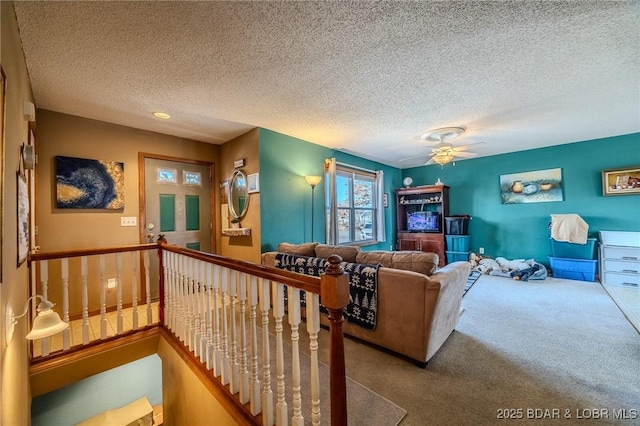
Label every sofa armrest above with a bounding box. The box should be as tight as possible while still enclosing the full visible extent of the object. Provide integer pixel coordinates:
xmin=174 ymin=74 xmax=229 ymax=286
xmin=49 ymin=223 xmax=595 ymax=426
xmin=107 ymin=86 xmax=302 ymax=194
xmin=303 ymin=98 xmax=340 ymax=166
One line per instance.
xmin=422 ymin=261 xmax=471 ymax=360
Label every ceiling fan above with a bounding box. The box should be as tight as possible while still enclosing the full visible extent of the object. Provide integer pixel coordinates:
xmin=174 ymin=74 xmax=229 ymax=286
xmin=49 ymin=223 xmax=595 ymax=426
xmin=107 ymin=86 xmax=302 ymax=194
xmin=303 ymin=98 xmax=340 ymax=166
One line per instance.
xmin=401 ymin=127 xmax=485 ymax=167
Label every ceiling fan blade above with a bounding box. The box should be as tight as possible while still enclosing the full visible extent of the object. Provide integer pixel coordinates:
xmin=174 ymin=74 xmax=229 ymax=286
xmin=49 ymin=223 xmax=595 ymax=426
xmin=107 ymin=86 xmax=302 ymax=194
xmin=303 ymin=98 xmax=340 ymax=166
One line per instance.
xmin=452 ymin=142 xmax=486 ymax=151
xmin=452 ymin=151 xmax=478 ymax=158
xmin=398 ymin=154 xmax=427 ymax=162
xmin=424 ymin=158 xmax=436 ymax=165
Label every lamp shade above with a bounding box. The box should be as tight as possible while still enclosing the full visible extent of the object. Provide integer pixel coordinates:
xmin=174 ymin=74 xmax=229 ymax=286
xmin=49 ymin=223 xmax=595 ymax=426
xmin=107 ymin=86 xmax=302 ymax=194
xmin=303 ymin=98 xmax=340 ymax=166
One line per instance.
xmin=305 ymin=175 xmax=322 ymax=187
xmin=25 ymin=306 xmax=68 ymax=340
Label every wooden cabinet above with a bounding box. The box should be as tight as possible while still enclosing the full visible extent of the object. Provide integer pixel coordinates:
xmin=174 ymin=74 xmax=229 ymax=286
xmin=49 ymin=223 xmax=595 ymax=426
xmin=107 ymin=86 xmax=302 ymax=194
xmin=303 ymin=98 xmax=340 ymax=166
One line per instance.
xmin=396 ymin=185 xmax=449 ymax=266
xmin=599 ymin=244 xmax=640 ymax=288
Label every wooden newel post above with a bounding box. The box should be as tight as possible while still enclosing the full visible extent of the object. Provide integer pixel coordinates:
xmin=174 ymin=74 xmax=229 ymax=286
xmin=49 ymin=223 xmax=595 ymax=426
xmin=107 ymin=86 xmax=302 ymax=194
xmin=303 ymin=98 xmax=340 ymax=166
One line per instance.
xmin=157 ymin=234 xmax=167 ymax=324
xmin=321 ymin=254 xmax=350 ymax=426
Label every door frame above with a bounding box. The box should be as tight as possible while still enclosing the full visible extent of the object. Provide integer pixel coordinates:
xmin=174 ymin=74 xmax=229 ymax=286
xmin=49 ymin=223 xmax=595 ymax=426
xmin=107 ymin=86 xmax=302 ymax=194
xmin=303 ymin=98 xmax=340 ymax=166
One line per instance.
xmin=138 ymin=152 xmax=216 ymax=251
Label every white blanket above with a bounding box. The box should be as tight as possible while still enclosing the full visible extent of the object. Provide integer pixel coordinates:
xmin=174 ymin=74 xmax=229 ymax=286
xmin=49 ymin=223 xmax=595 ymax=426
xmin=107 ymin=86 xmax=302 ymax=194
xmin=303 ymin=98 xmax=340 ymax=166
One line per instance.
xmin=550 ymin=214 xmax=589 ymax=244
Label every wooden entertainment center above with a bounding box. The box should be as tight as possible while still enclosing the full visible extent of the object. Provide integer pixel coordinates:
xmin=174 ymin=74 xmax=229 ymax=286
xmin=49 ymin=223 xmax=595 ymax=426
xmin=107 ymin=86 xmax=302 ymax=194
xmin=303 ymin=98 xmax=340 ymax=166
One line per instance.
xmin=396 ymin=185 xmax=449 ymax=266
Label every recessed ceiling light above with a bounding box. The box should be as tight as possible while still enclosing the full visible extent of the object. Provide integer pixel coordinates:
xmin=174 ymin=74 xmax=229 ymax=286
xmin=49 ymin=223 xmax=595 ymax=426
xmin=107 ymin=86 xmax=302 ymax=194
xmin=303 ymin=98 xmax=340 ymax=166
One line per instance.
xmin=153 ymin=111 xmax=171 ymax=119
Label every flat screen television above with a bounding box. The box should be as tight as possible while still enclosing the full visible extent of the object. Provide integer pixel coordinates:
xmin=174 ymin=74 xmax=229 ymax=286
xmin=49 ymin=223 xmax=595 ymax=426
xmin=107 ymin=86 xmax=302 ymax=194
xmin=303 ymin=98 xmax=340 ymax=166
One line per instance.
xmin=407 ymin=211 xmax=440 ymax=232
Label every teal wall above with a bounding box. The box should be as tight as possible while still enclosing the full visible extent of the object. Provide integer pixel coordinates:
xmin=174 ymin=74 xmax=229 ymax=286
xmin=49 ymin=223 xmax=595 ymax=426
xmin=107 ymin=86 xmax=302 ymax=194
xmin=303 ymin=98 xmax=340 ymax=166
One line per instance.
xmin=32 ymin=355 xmax=162 ymax=425
xmin=259 ymin=128 xmax=402 ymax=252
xmin=403 ymin=133 xmax=640 ymax=265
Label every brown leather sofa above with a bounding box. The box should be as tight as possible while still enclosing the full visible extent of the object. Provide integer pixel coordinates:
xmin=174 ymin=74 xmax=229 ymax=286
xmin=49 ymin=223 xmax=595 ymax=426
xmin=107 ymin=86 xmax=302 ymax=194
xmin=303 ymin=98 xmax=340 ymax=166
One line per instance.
xmin=261 ymin=243 xmax=471 ymax=366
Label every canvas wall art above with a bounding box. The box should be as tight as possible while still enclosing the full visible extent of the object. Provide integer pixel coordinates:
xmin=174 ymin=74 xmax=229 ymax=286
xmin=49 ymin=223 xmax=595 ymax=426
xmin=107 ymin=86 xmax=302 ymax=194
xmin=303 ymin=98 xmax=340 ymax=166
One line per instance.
xmin=56 ymin=156 xmax=125 ymax=209
xmin=601 ymin=166 xmax=640 ymax=196
xmin=500 ymin=168 xmax=563 ymax=204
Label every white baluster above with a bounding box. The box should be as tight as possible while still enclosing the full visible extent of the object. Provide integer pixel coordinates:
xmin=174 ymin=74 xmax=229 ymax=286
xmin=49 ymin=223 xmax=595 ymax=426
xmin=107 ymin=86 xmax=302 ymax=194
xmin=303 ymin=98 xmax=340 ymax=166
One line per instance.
xmin=248 ymin=275 xmax=261 ymax=415
xmin=40 ymin=261 xmax=50 ymax=356
xmin=212 ymin=264 xmax=222 ymax=377
xmin=193 ymin=259 xmax=201 ymax=357
xmin=206 ymin=263 xmax=214 ymax=370
xmin=306 ymin=292 xmax=321 ymax=426
xmin=116 ymin=253 xmax=123 ymax=334
xmin=220 ymin=267 xmax=231 ymax=386
xmin=99 ymin=255 xmax=107 ymax=339
xmin=131 ymin=252 xmax=138 ymax=330
xmin=178 ymin=254 xmax=186 ymax=342
xmin=288 ymin=286 xmax=303 ymax=426
xmin=61 ymin=258 xmax=70 ymax=350
xmin=238 ymin=272 xmax=250 ymax=403
xmin=81 ymin=256 xmax=89 ymax=344
xmin=145 ymin=251 xmax=152 ymax=326
xmin=198 ymin=261 xmax=207 ymax=363
xmin=272 ymin=282 xmax=288 ymax=425
xmin=229 ymin=270 xmax=239 ymax=394
xmin=259 ymin=278 xmax=274 ymax=426
xmin=189 ymin=257 xmax=196 ymax=351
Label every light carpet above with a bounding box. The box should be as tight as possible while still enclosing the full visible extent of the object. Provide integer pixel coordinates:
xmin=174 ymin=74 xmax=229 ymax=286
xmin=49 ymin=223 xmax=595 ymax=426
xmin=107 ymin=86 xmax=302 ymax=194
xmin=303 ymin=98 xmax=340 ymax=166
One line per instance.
xmin=320 ymin=274 xmax=640 ymax=425
xmin=602 ymin=283 xmax=640 ymax=333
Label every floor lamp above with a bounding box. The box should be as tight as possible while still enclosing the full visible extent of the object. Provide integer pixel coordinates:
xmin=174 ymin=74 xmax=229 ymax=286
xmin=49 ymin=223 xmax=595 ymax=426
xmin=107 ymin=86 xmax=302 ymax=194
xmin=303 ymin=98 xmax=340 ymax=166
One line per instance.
xmin=305 ymin=175 xmax=322 ymax=241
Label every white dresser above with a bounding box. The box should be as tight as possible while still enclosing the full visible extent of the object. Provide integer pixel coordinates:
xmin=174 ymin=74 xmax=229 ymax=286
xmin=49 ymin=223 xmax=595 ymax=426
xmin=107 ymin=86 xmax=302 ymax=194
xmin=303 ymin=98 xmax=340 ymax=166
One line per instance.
xmin=599 ymin=231 xmax=640 ymax=289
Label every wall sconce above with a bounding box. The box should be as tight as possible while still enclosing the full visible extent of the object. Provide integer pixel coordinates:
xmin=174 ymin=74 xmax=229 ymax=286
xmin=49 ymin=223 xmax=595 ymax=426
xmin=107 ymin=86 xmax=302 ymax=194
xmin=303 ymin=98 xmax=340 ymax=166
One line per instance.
xmin=305 ymin=176 xmax=322 ymax=241
xmin=6 ymin=295 xmax=68 ymax=343
xmin=23 ymin=100 xmax=35 ymax=122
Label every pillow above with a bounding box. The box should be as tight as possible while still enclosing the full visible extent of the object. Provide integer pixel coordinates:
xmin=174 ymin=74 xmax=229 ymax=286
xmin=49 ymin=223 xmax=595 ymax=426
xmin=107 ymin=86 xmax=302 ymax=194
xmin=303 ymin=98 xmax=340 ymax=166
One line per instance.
xmin=314 ymin=244 xmax=361 ymax=263
xmin=357 ymin=250 xmax=438 ymax=276
xmin=277 ymin=242 xmax=318 ymax=257
xmin=389 ymin=251 xmax=438 ymax=276
xmin=355 ymin=251 xmax=393 ymax=267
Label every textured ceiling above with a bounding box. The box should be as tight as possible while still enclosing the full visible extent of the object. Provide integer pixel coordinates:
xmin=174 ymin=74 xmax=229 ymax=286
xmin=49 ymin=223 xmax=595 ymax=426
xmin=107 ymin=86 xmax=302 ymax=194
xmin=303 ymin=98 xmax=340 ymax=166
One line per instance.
xmin=12 ymin=1 xmax=640 ymax=168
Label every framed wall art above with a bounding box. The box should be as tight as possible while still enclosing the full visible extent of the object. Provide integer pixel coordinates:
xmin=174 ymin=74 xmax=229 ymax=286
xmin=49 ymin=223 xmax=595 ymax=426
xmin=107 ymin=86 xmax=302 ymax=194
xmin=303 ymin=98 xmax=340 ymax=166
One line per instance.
xmin=499 ymin=168 xmax=563 ymax=204
xmin=247 ymin=173 xmax=260 ymax=193
xmin=0 ymin=67 xmax=5 ymax=277
xmin=602 ymin=166 xmax=640 ymax=196
xmin=55 ymin=156 xmax=125 ymax=209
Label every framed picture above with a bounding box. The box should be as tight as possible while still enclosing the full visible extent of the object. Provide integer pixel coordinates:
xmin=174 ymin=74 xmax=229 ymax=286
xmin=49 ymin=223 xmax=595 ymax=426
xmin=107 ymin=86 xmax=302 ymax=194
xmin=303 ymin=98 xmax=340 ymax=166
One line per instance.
xmin=499 ymin=168 xmax=563 ymax=204
xmin=602 ymin=166 xmax=640 ymax=196
xmin=0 ymin=67 xmax=5 ymax=278
xmin=17 ymin=171 xmax=29 ymax=266
xmin=55 ymin=156 xmax=125 ymax=209
xmin=247 ymin=173 xmax=260 ymax=193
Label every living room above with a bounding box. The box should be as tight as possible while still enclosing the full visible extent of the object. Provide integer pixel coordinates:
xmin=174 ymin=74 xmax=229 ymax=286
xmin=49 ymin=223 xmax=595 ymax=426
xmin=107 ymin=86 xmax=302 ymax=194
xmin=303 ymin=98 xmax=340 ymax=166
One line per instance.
xmin=2 ymin=2 xmax=639 ymax=425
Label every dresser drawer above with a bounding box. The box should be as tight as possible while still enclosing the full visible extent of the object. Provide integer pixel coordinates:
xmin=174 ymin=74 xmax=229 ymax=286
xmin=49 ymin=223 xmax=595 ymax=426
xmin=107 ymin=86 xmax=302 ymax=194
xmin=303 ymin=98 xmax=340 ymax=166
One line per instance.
xmin=602 ymin=246 xmax=640 ymax=261
xmin=602 ymin=260 xmax=640 ymax=275
xmin=603 ymin=272 xmax=640 ymax=288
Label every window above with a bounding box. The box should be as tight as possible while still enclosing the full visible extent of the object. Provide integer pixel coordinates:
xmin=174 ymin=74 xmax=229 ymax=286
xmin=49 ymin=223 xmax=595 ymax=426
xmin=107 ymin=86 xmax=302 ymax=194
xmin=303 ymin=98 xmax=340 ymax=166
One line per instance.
xmin=325 ymin=158 xmax=385 ymax=245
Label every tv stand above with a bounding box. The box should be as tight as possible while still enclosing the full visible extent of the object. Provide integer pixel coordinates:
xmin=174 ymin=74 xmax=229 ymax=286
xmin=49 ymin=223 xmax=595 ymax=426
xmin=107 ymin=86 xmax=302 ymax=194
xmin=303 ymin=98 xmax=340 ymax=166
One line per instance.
xmin=396 ymin=185 xmax=449 ymax=266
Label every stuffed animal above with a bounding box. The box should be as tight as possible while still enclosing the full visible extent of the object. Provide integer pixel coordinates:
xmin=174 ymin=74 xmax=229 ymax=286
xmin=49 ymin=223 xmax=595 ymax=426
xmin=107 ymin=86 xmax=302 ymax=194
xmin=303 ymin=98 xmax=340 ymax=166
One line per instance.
xmin=495 ymin=257 xmax=530 ymax=271
xmin=477 ymin=258 xmax=500 ymax=274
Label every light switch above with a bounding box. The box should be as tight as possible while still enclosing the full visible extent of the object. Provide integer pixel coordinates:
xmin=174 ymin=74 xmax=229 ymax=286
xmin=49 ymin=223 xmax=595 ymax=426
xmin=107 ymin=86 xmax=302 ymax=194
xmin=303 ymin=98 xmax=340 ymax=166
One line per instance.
xmin=121 ymin=217 xmax=137 ymax=227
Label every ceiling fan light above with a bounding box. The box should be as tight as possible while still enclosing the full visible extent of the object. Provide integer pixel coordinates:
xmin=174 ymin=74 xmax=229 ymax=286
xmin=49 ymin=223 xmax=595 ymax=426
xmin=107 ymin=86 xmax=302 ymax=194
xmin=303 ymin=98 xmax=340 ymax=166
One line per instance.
xmin=433 ymin=154 xmax=454 ymax=165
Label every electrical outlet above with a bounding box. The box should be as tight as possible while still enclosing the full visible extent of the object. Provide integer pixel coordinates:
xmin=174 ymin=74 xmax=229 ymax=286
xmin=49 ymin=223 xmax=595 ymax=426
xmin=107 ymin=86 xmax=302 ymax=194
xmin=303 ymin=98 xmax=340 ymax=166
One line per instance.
xmin=107 ymin=278 xmax=117 ymax=289
xmin=479 ymin=247 xmax=485 ymax=254
xmin=120 ymin=217 xmax=137 ymax=227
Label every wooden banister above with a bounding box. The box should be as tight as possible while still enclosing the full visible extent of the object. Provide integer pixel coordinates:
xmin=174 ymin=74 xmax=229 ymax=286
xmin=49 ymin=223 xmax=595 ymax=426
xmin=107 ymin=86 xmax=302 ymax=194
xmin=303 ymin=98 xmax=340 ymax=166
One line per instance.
xmin=320 ymin=255 xmax=350 ymax=426
xmin=29 ymin=243 xmax=157 ymax=262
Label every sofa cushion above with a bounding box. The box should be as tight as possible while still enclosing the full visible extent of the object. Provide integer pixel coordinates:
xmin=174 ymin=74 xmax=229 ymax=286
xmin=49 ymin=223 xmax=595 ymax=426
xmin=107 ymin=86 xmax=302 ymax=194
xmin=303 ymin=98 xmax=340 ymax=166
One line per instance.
xmin=277 ymin=242 xmax=318 ymax=257
xmin=356 ymin=250 xmax=438 ymax=276
xmin=314 ymin=244 xmax=361 ymax=263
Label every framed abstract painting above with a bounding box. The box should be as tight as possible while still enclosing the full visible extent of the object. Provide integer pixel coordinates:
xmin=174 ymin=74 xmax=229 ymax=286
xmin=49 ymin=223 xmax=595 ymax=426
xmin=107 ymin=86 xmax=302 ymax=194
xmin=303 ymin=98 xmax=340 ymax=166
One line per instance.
xmin=55 ymin=156 xmax=125 ymax=209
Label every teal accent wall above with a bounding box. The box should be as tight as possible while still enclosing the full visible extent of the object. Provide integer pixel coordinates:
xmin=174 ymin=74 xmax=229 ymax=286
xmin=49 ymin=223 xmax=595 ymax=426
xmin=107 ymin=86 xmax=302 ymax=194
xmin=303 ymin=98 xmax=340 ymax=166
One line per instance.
xmin=403 ymin=133 xmax=640 ymax=265
xmin=32 ymin=355 xmax=162 ymax=425
xmin=259 ymin=128 xmax=402 ymax=252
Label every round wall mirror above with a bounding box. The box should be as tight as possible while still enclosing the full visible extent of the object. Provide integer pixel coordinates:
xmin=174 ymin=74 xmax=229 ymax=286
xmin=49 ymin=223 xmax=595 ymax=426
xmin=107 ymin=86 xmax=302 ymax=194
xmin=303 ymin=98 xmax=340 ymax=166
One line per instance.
xmin=229 ymin=170 xmax=249 ymax=222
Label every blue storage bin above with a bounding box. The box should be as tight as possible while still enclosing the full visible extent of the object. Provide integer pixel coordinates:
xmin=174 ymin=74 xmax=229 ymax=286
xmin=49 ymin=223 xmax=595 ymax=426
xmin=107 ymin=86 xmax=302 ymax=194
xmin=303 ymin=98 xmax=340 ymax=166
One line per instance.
xmin=446 ymin=250 xmax=471 ymax=263
xmin=549 ymin=238 xmax=597 ymax=260
xmin=446 ymin=235 xmax=471 ymax=252
xmin=549 ymin=256 xmax=597 ymax=282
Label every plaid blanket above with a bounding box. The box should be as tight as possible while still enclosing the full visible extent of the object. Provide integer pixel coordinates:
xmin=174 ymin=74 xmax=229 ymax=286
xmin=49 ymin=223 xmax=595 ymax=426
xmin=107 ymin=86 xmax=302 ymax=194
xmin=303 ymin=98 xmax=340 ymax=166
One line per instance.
xmin=274 ymin=253 xmax=379 ymax=330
